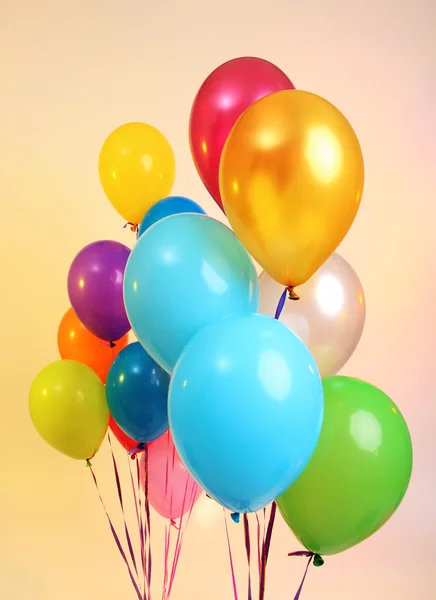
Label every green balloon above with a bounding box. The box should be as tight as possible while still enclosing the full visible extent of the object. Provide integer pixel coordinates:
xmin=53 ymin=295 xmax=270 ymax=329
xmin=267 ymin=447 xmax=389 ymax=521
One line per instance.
xmin=277 ymin=376 xmax=412 ymax=555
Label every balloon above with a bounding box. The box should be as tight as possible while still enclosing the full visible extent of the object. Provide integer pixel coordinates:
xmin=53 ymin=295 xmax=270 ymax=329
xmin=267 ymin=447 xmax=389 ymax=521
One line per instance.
xmin=258 ymin=253 xmax=366 ymax=377
xmin=57 ymin=307 xmax=129 ymax=383
xmin=98 ymin=122 xmax=176 ymax=224
xmin=169 ymin=313 xmax=323 ymax=513
xmin=220 ymin=90 xmax=364 ymax=288
xmin=189 ymin=57 xmax=294 ymax=212
xmin=67 ymin=240 xmax=131 ymax=342
xmin=29 ymin=360 xmax=109 ymax=460
xmin=106 ymin=342 xmax=170 ymax=443
xmin=124 ymin=214 xmax=259 ymax=373
xmin=109 ymin=415 xmax=138 ymax=452
xmin=144 ymin=430 xmax=202 ymax=519
xmin=137 ymin=196 xmax=206 ymax=239
xmin=277 ymin=376 xmax=413 ymax=556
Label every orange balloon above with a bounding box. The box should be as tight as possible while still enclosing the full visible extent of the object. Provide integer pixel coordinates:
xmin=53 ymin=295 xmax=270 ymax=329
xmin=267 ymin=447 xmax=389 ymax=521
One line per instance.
xmin=57 ymin=308 xmax=128 ymax=383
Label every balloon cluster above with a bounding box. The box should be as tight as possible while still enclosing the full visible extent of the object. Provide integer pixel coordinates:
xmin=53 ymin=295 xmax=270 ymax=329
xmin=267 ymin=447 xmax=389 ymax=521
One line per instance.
xmin=29 ymin=56 xmax=412 ymax=596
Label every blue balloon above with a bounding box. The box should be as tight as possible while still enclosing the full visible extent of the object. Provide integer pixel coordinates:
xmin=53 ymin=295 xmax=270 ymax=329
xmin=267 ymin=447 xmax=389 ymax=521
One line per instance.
xmin=137 ymin=196 xmax=206 ymax=239
xmin=169 ymin=313 xmax=324 ymax=513
xmin=124 ymin=214 xmax=259 ymax=373
xmin=106 ymin=342 xmax=170 ymax=443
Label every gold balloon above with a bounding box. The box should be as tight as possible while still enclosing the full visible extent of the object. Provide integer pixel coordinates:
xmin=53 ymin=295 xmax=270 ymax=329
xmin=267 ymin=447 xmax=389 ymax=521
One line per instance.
xmin=219 ymin=90 xmax=364 ymax=288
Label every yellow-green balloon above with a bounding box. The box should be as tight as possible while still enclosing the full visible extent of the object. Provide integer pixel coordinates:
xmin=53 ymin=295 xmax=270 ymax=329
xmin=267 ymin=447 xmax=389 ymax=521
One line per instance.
xmin=277 ymin=376 xmax=413 ymax=555
xmin=29 ymin=360 xmax=109 ymax=460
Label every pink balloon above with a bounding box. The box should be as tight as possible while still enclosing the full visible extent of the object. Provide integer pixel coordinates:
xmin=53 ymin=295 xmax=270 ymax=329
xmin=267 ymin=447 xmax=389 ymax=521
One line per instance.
xmin=143 ymin=431 xmax=202 ymax=519
xmin=189 ymin=56 xmax=295 ymax=212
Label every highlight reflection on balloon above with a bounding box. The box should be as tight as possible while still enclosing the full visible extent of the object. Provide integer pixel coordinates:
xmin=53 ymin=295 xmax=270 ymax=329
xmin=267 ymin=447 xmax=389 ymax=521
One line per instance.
xmin=57 ymin=307 xmax=129 ymax=383
xmin=67 ymin=240 xmax=131 ymax=342
xmin=189 ymin=57 xmax=294 ymax=212
xmin=220 ymin=90 xmax=364 ymax=288
xmin=276 ymin=377 xmax=413 ymax=556
xmin=98 ymin=122 xmax=176 ymax=224
xmin=258 ymin=253 xmax=365 ymax=377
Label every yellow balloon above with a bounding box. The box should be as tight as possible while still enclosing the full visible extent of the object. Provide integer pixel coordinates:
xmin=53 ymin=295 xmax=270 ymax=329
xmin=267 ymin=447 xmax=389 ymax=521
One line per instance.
xmin=219 ymin=90 xmax=364 ymax=289
xmin=98 ymin=122 xmax=176 ymax=224
xmin=29 ymin=360 xmax=109 ymax=460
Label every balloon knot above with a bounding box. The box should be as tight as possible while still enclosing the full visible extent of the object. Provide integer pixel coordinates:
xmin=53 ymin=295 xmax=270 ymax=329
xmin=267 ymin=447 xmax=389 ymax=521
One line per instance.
xmin=109 ymin=341 xmax=116 ymax=348
xmin=230 ymin=512 xmax=240 ymax=524
xmin=128 ymin=442 xmax=146 ymax=459
xmin=85 ymin=459 xmax=92 ymax=468
xmin=170 ymin=519 xmax=180 ymax=530
xmin=313 ymin=554 xmax=324 ymax=567
xmin=287 ymin=286 xmax=300 ymax=301
xmin=288 ymin=550 xmax=323 ymax=565
xmin=123 ymin=222 xmax=138 ymax=233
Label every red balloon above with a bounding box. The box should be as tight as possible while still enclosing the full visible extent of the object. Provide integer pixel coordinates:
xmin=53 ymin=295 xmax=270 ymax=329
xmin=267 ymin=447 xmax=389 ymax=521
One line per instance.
xmin=189 ymin=57 xmax=294 ymax=212
xmin=109 ymin=415 xmax=138 ymax=452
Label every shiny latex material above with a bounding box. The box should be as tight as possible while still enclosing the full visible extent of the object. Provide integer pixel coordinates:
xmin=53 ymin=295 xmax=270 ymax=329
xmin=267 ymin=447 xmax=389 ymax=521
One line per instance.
xmin=29 ymin=360 xmax=109 ymax=460
xmin=137 ymin=196 xmax=205 ymax=239
xmin=169 ymin=313 xmax=324 ymax=513
xmin=57 ymin=307 xmax=129 ymax=382
xmin=258 ymin=253 xmax=365 ymax=377
xmin=189 ymin=57 xmax=294 ymax=212
xmin=277 ymin=376 xmax=413 ymax=555
xmin=67 ymin=240 xmax=131 ymax=342
xmin=98 ymin=122 xmax=176 ymax=224
xmin=220 ymin=90 xmax=364 ymax=287
xmin=123 ymin=214 xmax=259 ymax=373
xmin=144 ymin=430 xmax=202 ymax=519
xmin=106 ymin=342 xmax=170 ymax=443
xmin=109 ymin=415 xmax=138 ymax=452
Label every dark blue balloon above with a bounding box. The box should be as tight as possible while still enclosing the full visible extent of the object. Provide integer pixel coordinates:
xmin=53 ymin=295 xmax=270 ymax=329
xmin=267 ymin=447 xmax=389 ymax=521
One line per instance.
xmin=137 ymin=196 xmax=206 ymax=239
xmin=106 ymin=342 xmax=170 ymax=443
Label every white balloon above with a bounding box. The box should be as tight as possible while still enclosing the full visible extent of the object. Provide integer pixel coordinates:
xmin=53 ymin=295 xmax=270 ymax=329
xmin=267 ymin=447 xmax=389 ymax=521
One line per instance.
xmin=258 ymin=253 xmax=365 ymax=377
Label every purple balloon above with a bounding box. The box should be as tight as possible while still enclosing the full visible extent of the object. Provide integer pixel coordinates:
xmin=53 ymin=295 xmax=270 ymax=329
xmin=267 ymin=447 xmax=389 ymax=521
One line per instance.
xmin=67 ymin=240 xmax=131 ymax=342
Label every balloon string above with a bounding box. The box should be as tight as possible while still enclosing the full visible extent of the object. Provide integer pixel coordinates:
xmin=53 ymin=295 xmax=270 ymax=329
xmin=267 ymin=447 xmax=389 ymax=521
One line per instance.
xmin=162 ymin=433 xmax=176 ymax=600
xmin=124 ymin=221 xmax=139 ymax=233
xmin=259 ymin=501 xmax=277 ymax=600
xmin=274 ymin=289 xmax=288 ymax=320
xmin=130 ymin=457 xmax=147 ymax=600
xmin=166 ymin=470 xmax=197 ymax=597
xmin=288 ymin=551 xmax=323 ymax=599
xmin=255 ymin=512 xmax=262 ymax=575
xmin=87 ymin=462 xmax=143 ymax=600
xmin=166 ymin=485 xmax=196 ymax=597
xmin=136 ymin=457 xmax=149 ymax=600
xmin=143 ymin=446 xmax=153 ymax=596
xmin=98 ymin=339 xmax=117 ymax=348
xmin=224 ymin=510 xmax=239 ymax=600
xmin=243 ymin=514 xmax=253 ymax=600
xmin=162 ymin=435 xmax=170 ymax=600
xmin=162 ymin=520 xmax=171 ymax=600
xmin=167 ymin=473 xmax=191 ymax=593
xmin=128 ymin=456 xmax=141 ymax=534
xmin=108 ymin=433 xmax=139 ymax=578
xmin=129 ymin=442 xmax=147 ymax=458
xmin=288 ymin=552 xmax=313 ymax=600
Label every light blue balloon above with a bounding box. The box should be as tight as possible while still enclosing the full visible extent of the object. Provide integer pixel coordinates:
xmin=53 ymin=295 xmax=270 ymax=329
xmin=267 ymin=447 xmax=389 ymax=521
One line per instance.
xmin=124 ymin=214 xmax=259 ymax=373
xmin=169 ymin=313 xmax=324 ymax=513
xmin=137 ymin=196 xmax=206 ymax=239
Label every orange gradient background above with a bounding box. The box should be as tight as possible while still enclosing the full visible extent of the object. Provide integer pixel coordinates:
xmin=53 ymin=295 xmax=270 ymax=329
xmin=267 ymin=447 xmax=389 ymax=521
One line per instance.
xmin=1 ymin=1 xmax=435 ymax=599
